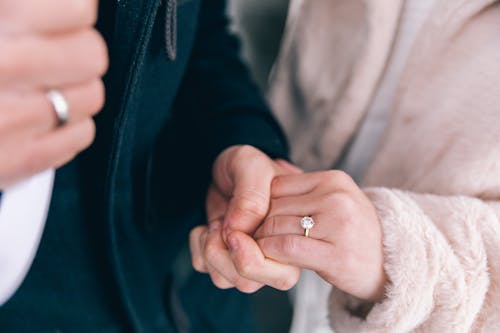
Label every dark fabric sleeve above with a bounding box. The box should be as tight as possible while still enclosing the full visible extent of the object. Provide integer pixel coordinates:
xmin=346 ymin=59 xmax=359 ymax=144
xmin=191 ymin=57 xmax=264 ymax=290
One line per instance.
xmin=151 ymin=0 xmax=288 ymax=220
xmin=173 ymin=0 xmax=289 ymax=164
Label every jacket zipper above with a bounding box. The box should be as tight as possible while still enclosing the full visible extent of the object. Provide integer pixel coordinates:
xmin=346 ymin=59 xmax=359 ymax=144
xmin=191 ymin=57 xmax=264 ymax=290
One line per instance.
xmin=165 ymin=0 xmax=177 ymax=61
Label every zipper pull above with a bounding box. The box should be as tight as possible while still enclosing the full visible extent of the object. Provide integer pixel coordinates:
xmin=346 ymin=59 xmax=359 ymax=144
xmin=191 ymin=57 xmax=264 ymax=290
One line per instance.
xmin=165 ymin=0 xmax=177 ymax=61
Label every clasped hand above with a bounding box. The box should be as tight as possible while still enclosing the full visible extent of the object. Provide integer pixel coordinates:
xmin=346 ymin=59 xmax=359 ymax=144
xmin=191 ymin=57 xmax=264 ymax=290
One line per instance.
xmin=190 ymin=146 xmax=387 ymax=302
xmin=0 ymin=0 xmax=107 ymax=188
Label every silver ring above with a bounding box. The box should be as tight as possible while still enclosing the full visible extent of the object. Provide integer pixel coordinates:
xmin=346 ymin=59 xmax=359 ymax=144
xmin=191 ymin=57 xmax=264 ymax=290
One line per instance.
xmin=300 ymin=216 xmax=315 ymax=237
xmin=47 ymin=90 xmax=69 ymax=127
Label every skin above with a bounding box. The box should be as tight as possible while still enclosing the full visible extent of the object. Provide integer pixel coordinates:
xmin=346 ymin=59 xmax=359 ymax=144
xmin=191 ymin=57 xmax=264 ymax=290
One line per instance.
xmin=253 ymin=171 xmax=387 ymax=302
xmin=3 ymin=0 xmax=386 ymax=304
xmin=0 ymin=0 xmax=108 ymax=188
xmin=190 ymin=145 xmax=302 ymax=293
xmin=192 ymin=154 xmax=388 ymax=302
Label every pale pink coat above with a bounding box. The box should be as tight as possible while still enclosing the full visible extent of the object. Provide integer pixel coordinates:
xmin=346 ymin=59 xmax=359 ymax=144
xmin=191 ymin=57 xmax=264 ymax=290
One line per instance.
xmin=269 ymin=0 xmax=500 ymax=331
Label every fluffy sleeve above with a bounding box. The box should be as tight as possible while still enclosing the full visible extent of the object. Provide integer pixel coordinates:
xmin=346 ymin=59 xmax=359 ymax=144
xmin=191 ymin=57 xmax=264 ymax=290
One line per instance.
xmin=329 ymin=188 xmax=500 ymax=333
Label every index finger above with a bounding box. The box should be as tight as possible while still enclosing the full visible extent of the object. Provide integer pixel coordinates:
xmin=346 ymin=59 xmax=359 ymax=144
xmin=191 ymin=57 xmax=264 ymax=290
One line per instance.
xmin=257 ymin=235 xmax=336 ymax=275
xmin=227 ymin=230 xmax=301 ymax=291
xmin=0 ymin=0 xmax=98 ymax=35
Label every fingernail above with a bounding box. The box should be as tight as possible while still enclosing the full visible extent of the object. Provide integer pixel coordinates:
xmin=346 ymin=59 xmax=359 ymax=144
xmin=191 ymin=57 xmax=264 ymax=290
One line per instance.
xmin=227 ymin=235 xmax=239 ymax=253
xmin=209 ymin=221 xmax=221 ymax=232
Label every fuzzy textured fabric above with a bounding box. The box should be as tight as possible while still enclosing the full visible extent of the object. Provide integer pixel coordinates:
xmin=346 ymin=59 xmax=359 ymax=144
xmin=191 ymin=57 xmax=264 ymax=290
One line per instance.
xmin=269 ymin=0 xmax=500 ymax=331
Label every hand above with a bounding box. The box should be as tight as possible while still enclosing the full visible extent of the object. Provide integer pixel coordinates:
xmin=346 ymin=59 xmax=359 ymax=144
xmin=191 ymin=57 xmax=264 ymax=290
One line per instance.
xmin=254 ymin=170 xmax=387 ymax=302
xmin=190 ymin=145 xmax=302 ymax=293
xmin=0 ymin=0 xmax=108 ymax=188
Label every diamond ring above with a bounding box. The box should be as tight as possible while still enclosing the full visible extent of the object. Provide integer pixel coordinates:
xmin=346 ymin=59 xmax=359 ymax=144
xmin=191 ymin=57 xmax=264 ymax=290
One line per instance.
xmin=47 ymin=90 xmax=69 ymax=127
xmin=300 ymin=216 xmax=315 ymax=237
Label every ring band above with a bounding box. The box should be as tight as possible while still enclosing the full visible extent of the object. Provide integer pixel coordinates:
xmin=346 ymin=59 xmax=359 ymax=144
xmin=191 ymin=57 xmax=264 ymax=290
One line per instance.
xmin=300 ymin=216 xmax=315 ymax=237
xmin=47 ymin=90 xmax=69 ymax=127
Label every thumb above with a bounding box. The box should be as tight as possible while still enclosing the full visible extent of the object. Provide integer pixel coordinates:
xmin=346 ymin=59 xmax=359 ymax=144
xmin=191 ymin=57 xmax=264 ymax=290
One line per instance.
xmin=223 ymin=161 xmax=274 ymax=238
xmin=215 ymin=146 xmax=275 ymax=238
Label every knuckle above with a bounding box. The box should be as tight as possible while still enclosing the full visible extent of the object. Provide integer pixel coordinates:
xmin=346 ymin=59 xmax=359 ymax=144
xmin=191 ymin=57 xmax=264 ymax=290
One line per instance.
xmin=189 ymin=232 xmax=206 ymax=271
xmin=328 ymin=192 xmax=356 ymax=216
xmin=77 ymin=119 xmax=96 ymax=151
xmin=189 ymin=238 xmax=199 ymax=256
xmin=211 ymin=274 xmax=232 ymax=290
xmin=225 ymin=272 xmax=240 ymax=286
xmin=83 ymin=29 xmax=109 ymax=77
xmin=95 ymin=38 xmax=109 ymax=76
xmin=231 ymin=145 xmax=271 ymax=172
xmin=324 ymin=190 xmax=345 ymax=206
xmin=329 ymin=169 xmax=351 ymax=181
xmin=236 ymin=281 xmax=262 ymax=294
xmin=324 ymin=170 xmax=353 ymax=187
xmin=191 ymin=256 xmax=206 ymax=273
xmin=270 ymin=176 xmax=281 ymax=190
xmin=203 ymin=242 xmax=219 ymax=265
xmin=232 ymin=145 xmax=258 ymax=161
xmin=189 ymin=226 xmax=204 ymax=244
xmin=270 ymin=176 xmax=286 ymax=194
xmin=235 ymin=193 xmax=268 ymax=220
xmin=235 ymin=261 xmax=252 ymax=278
xmin=275 ymin=271 xmax=299 ymax=291
xmin=87 ymin=79 xmax=106 ymax=116
xmin=72 ymin=0 xmax=98 ymax=27
xmin=234 ymin=256 xmax=258 ymax=278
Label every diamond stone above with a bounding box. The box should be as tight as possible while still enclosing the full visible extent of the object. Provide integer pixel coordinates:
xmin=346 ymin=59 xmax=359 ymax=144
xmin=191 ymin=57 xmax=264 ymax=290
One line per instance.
xmin=300 ymin=216 xmax=315 ymax=230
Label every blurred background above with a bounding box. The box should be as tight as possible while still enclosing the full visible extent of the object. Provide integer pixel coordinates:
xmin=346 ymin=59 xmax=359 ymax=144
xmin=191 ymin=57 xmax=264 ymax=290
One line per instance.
xmin=227 ymin=1 xmax=293 ymax=332
xmin=228 ymin=0 xmax=290 ymax=92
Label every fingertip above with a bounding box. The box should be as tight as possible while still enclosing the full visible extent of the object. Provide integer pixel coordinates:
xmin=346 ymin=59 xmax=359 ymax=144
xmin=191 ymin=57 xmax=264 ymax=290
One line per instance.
xmin=227 ymin=230 xmax=247 ymax=254
xmin=210 ymin=273 xmax=235 ymax=290
xmin=189 ymin=226 xmax=209 ymax=273
xmin=208 ymin=220 xmax=221 ymax=232
xmin=237 ymin=283 xmax=264 ymax=294
xmin=221 ymin=222 xmax=232 ymax=244
xmin=189 ymin=225 xmax=206 ymax=242
xmin=227 ymin=231 xmax=265 ymax=278
xmin=273 ymin=267 xmax=301 ymax=291
xmin=191 ymin=255 xmax=208 ymax=273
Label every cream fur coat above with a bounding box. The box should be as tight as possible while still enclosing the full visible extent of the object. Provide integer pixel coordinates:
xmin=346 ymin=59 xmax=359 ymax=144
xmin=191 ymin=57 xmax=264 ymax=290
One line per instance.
xmin=268 ymin=0 xmax=500 ymax=332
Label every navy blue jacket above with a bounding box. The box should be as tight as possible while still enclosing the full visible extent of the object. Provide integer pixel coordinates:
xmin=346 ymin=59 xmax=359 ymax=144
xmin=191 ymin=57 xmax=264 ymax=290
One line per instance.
xmin=0 ymin=0 xmax=288 ymax=332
